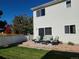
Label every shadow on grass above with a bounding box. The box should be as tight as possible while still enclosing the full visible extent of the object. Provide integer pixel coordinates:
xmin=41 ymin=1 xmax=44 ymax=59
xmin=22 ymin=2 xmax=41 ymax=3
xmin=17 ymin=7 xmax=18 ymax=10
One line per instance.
xmin=41 ymin=50 xmax=79 ymax=59
xmin=0 ymin=56 xmax=6 ymax=59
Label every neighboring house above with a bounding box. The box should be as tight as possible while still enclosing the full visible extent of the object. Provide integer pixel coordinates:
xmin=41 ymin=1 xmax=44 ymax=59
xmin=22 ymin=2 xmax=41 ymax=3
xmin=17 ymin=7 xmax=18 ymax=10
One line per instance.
xmin=31 ymin=0 xmax=79 ymax=44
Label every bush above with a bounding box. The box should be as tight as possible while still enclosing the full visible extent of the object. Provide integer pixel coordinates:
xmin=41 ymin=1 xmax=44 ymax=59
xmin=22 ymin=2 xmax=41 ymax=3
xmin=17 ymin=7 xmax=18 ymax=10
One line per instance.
xmin=68 ymin=42 xmax=74 ymax=45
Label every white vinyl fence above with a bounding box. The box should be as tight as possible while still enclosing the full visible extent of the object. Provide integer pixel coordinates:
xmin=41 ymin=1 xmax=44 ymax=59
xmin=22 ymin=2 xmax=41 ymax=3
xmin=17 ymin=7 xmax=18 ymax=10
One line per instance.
xmin=0 ymin=35 xmax=27 ymax=47
xmin=25 ymin=35 xmax=33 ymax=40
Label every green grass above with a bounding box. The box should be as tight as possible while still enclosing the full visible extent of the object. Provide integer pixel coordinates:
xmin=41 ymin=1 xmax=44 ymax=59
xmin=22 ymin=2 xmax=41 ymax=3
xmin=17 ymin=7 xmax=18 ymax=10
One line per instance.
xmin=0 ymin=46 xmax=79 ymax=59
xmin=0 ymin=47 xmax=48 ymax=59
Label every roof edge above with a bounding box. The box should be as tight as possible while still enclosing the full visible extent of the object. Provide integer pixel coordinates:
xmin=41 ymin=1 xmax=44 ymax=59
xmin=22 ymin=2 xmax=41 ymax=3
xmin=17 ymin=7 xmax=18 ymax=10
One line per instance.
xmin=31 ymin=0 xmax=65 ymax=11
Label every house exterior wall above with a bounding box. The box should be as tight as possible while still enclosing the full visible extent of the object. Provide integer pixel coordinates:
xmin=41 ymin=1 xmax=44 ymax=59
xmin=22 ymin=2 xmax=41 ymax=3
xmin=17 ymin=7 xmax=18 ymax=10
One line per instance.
xmin=33 ymin=0 xmax=79 ymax=44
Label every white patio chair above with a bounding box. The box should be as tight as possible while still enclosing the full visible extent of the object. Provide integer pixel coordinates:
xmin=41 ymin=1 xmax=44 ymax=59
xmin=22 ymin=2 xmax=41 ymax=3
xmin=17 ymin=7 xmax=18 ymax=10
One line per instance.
xmin=34 ymin=36 xmax=41 ymax=43
xmin=43 ymin=35 xmax=53 ymax=41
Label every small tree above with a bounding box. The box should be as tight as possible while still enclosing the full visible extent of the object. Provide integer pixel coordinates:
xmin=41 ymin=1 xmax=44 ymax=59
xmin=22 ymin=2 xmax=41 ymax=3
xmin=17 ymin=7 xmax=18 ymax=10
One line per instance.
xmin=5 ymin=25 xmax=11 ymax=34
xmin=13 ymin=15 xmax=33 ymax=34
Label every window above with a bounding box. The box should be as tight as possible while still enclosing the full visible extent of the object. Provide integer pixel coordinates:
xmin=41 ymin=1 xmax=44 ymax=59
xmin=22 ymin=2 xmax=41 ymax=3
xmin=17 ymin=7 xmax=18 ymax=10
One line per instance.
xmin=36 ymin=10 xmax=40 ymax=17
xmin=41 ymin=9 xmax=45 ymax=16
xmin=39 ymin=27 xmax=52 ymax=36
xmin=36 ymin=8 xmax=45 ymax=17
xmin=65 ymin=26 xmax=69 ymax=33
xmin=45 ymin=27 xmax=52 ymax=35
xmin=66 ymin=0 xmax=71 ymax=8
xmin=39 ymin=28 xmax=44 ymax=36
xmin=70 ymin=25 xmax=76 ymax=33
xmin=65 ymin=25 xmax=76 ymax=34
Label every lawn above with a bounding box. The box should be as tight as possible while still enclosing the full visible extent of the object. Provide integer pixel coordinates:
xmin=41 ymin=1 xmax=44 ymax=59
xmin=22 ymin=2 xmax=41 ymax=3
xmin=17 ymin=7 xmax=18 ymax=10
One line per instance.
xmin=0 ymin=46 xmax=79 ymax=59
xmin=0 ymin=47 xmax=48 ymax=59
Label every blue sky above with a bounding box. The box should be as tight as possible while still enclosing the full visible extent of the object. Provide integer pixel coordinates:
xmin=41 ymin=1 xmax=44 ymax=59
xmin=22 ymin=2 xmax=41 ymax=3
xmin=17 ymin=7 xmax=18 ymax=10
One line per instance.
xmin=0 ymin=0 xmax=52 ymax=24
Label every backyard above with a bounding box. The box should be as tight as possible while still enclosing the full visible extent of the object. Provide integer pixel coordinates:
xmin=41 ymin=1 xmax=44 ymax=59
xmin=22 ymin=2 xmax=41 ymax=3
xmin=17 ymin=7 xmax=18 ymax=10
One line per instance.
xmin=0 ymin=46 xmax=79 ymax=59
xmin=0 ymin=47 xmax=48 ymax=59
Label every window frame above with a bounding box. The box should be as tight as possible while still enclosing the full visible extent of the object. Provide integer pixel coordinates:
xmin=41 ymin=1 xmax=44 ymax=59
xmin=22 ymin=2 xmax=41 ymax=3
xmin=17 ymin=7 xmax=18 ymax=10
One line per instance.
xmin=45 ymin=27 xmax=52 ymax=35
xmin=66 ymin=0 xmax=71 ymax=8
xmin=65 ymin=25 xmax=76 ymax=34
xmin=38 ymin=27 xmax=52 ymax=36
xmin=70 ymin=25 xmax=76 ymax=34
xmin=36 ymin=8 xmax=45 ymax=17
xmin=36 ymin=10 xmax=41 ymax=17
xmin=39 ymin=28 xmax=44 ymax=36
xmin=65 ymin=25 xmax=70 ymax=34
xmin=41 ymin=9 xmax=45 ymax=16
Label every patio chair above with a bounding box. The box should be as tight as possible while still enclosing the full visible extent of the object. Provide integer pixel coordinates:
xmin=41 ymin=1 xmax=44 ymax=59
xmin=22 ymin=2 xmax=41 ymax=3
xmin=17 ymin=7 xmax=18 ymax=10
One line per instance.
xmin=42 ymin=35 xmax=53 ymax=44
xmin=33 ymin=36 xmax=41 ymax=43
xmin=51 ymin=36 xmax=60 ymax=45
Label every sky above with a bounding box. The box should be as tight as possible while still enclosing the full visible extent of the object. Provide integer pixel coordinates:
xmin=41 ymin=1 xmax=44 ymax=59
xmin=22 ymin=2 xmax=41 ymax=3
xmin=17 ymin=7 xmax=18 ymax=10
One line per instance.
xmin=0 ymin=0 xmax=52 ymax=24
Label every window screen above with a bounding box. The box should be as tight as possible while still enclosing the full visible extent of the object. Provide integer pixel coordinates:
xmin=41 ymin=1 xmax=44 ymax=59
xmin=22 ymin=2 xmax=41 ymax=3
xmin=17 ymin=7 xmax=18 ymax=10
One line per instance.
xmin=41 ymin=9 xmax=45 ymax=16
xmin=45 ymin=27 xmax=52 ymax=35
xmin=65 ymin=26 xmax=70 ymax=33
xmin=65 ymin=25 xmax=76 ymax=34
xmin=39 ymin=28 xmax=44 ymax=36
xmin=36 ymin=10 xmax=40 ymax=17
xmin=66 ymin=0 xmax=71 ymax=8
xmin=70 ymin=25 xmax=76 ymax=34
xmin=36 ymin=8 xmax=45 ymax=17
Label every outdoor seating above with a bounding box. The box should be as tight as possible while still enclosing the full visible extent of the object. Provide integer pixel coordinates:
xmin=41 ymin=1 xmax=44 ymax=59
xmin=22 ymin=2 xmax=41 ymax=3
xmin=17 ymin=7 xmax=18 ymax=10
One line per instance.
xmin=41 ymin=35 xmax=53 ymax=44
xmin=51 ymin=39 xmax=60 ymax=45
xmin=33 ymin=36 xmax=41 ymax=43
xmin=33 ymin=35 xmax=62 ymax=45
xmin=51 ymin=36 xmax=62 ymax=45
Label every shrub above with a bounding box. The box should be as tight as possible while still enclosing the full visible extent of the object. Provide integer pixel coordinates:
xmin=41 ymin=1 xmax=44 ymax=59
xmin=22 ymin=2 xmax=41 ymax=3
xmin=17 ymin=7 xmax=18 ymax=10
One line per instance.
xmin=68 ymin=42 xmax=74 ymax=45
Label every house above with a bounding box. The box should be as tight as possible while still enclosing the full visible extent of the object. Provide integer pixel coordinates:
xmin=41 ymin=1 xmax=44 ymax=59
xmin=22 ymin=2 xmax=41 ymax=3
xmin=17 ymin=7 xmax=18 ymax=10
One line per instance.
xmin=31 ymin=0 xmax=79 ymax=44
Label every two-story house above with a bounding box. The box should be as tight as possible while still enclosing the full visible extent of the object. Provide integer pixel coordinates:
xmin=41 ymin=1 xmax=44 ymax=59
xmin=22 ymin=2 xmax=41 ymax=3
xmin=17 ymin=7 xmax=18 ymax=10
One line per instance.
xmin=31 ymin=0 xmax=79 ymax=44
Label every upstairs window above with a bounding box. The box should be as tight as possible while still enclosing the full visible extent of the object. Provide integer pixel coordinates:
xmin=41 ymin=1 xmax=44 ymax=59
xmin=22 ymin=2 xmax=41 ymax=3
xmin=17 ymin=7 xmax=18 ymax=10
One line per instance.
xmin=65 ymin=25 xmax=76 ymax=34
xmin=41 ymin=9 xmax=45 ymax=16
xmin=36 ymin=10 xmax=40 ymax=17
xmin=36 ymin=8 xmax=45 ymax=17
xmin=66 ymin=0 xmax=71 ymax=8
